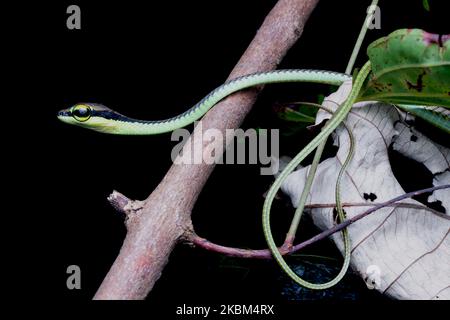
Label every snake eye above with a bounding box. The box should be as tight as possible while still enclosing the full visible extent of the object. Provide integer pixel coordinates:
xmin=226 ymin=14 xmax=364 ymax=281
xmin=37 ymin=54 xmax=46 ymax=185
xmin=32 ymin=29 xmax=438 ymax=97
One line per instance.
xmin=72 ymin=104 xmax=92 ymax=122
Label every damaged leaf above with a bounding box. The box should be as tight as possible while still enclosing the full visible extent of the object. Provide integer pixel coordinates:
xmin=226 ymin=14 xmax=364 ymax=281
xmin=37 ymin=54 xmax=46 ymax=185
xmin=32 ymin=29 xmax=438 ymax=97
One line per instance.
xmin=357 ymin=29 xmax=450 ymax=108
xmin=281 ymin=82 xmax=450 ymax=300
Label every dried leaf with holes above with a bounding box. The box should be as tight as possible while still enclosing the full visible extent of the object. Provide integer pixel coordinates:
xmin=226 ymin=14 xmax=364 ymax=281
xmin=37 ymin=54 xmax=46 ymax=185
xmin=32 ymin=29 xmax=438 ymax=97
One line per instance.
xmin=280 ymin=82 xmax=450 ymax=300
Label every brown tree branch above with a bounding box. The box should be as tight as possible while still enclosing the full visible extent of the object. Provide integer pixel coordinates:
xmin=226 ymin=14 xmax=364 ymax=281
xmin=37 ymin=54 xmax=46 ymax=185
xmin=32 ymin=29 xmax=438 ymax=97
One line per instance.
xmin=186 ymin=185 xmax=450 ymax=259
xmin=93 ymin=0 xmax=321 ymax=300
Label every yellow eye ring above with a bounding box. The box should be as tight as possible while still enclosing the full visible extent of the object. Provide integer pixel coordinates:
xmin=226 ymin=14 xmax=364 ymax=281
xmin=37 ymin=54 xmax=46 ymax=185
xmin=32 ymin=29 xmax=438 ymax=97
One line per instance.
xmin=71 ymin=104 xmax=92 ymax=122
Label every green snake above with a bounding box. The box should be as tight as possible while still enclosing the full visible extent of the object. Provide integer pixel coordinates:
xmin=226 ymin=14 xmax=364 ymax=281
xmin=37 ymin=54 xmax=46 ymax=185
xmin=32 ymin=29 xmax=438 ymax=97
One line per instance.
xmin=58 ymin=61 xmax=372 ymax=289
xmin=262 ymin=61 xmax=371 ymax=289
xmin=57 ymin=69 xmax=351 ymax=134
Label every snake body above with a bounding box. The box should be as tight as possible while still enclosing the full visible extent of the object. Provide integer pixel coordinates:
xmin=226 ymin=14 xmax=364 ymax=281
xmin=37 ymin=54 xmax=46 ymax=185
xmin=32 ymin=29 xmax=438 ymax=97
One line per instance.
xmin=262 ymin=61 xmax=371 ymax=289
xmin=57 ymin=69 xmax=351 ymax=134
xmin=58 ymin=62 xmax=372 ymax=289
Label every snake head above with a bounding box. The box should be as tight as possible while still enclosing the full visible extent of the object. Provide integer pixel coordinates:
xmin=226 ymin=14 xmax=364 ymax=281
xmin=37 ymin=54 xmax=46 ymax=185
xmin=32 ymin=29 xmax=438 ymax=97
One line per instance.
xmin=57 ymin=103 xmax=121 ymax=133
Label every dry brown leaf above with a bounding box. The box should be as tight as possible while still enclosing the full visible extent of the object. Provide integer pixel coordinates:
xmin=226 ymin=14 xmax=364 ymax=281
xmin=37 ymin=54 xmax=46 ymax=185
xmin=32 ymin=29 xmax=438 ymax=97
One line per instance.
xmin=281 ymin=82 xmax=450 ymax=300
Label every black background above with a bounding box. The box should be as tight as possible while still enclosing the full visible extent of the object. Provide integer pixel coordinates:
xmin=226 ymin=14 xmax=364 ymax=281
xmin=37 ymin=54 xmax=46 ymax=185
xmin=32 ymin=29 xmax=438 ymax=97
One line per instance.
xmin=6 ymin=0 xmax=449 ymax=311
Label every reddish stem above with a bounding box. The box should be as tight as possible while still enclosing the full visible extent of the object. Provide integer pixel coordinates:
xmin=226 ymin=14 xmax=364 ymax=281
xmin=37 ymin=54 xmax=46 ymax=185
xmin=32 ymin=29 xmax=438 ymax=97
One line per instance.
xmin=186 ymin=185 xmax=450 ymax=259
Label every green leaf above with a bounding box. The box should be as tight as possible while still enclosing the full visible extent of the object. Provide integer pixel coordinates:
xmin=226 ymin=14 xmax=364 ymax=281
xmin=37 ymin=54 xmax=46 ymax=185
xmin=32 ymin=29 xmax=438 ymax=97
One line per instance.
xmin=274 ymin=103 xmax=319 ymax=136
xmin=423 ymin=0 xmax=430 ymax=11
xmin=357 ymin=29 xmax=450 ymax=108
xmin=276 ymin=105 xmax=316 ymax=123
xmin=397 ymin=104 xmax=450 ymax=133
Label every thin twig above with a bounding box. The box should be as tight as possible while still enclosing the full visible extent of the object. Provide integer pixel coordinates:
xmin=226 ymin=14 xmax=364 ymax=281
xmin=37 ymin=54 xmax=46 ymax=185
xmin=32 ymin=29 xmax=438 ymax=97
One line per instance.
xmin=291 ymin=184 xmax=449 ymax=252
xmin=186 ymin=185 xmax=450 ymax=259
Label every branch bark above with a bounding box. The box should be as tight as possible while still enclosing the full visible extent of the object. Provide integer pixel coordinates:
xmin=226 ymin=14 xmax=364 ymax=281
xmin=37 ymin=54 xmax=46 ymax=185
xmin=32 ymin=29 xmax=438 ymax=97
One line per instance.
xmin=94 ymin=0 xmax=320 ymax=300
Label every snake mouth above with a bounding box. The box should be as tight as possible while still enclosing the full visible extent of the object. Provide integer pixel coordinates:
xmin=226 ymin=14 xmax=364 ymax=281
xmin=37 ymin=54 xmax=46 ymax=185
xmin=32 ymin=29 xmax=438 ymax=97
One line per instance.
xmin=57 ymin=110 xmax=73 ymax=124
xmin=57 ymin=110 xmax=71 ymax=117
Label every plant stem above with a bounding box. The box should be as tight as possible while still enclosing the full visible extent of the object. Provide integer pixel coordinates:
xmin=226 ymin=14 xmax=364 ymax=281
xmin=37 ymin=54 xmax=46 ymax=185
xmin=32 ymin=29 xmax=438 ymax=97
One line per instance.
xmin=284 ymin=137 xmax=327 ymax=246
xmin=281 ymin=102 xmax=343 ymax=247
xmin=283 ymin=0 xmax=382 ymax=245
xmin=345 ymin=0 xmax=380 ymax=74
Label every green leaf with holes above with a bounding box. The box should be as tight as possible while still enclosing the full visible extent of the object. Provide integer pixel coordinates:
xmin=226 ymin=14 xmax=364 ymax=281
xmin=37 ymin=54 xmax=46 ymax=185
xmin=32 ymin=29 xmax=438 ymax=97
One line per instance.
xmin=357 ymin=29 xmax=450 ymax=108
